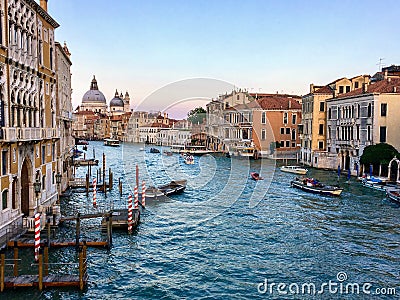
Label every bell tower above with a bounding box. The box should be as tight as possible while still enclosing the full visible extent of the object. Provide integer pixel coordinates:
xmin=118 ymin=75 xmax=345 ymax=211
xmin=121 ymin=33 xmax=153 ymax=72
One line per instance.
xmin=124 ymin=91 xmax=131 ymax=112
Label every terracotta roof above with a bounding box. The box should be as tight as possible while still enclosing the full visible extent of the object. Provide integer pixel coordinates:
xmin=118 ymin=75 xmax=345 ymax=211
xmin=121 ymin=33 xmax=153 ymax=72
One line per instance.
xmin=314 ymin=85 xmax=333 ymax=94
xmin=249 ymin=93 xmax=301 ymax=99
xmin=110 ymin=115 xmax=123 ymax=121
xmin=337 ymin=78 xmax=400 ymax=98
xmin=257 ymin=96 xmax=301 ymax=110
xmin=233 ymin=96 xmax=301 ymax=111
xmin=74 ymin=110 xmax=96 ymax=116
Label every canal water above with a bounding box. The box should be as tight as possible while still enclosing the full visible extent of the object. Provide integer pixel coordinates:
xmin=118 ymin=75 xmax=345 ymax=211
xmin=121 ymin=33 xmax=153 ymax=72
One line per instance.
xmin=4 ymin=141 xmax=400 ymax=299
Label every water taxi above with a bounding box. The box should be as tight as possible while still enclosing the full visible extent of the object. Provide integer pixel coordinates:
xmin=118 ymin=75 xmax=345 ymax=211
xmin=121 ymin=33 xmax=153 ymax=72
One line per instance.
xmin=171 ymin=145 xmax=186 ymax=153
xmin=291 ymin=178 xmax=343 ymax=196
xmin=104 ymin=138 xmax=120 ymax=147
xmin=229 ymin=146 xmax=256 ymax=158
xmin=181 ymin=145 xmax=212 ymax=155
xmin=280 ymin=165 xmax=308 ymax=175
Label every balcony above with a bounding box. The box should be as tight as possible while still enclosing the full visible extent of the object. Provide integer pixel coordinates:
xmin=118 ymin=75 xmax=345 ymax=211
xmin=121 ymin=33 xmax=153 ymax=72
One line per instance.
xmin=0 ymin=127 xmax=60 ymax=142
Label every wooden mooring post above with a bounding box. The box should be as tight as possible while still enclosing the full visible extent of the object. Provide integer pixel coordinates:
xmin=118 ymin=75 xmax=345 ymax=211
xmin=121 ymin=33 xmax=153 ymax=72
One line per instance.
xmin=44 ymin=246 xmax=49 ymax=276
xmin=103 ymin=153 xmax=106 ymax=195
xmin=109 ymin=168 xmax=113 ymax=190
xmin=119 ymin=178 xmax=122 ymax=196
xmin=47 ymin=219 xmax=51 ymax=248
xmin=0 ymin=250 xmax=5 ymax=292
xmin=85 ymin=174 xmax=89 ymax=197
xmin=38 ymin=249 xmax=43 ymax=291
xmin=79 ymin=242 xmax=87 ymax=290
xmin=13 ymin=241 xmax=18 ymax=276
xmin=136 ymin=164 xmax=139 ymax=189
xmin=76 ymin=213 xmax=81 ymax=251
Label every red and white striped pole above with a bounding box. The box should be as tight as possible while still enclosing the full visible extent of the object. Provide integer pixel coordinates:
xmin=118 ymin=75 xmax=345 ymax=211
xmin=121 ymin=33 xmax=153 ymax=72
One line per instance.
xmin=141 ymin=181 xmax=146 ymax=208
xmin=34 ymin=212 xmax=41 ymax=262
xmin=134 ymin=186 xmax=139 ymax=209
xmin=93 ymin=177 xmax=97 ymax=207
xmin=127 ymin=194 xmax=133 ymax=233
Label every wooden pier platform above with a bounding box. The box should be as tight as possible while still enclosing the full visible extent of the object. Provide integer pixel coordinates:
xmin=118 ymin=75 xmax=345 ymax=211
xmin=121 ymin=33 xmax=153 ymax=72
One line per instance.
xmin=73 ymin=158 xmax=99 ymax=167
xmin=101 ymin=209 xmax=140 ymax=229
xmin=3 ymin=274 xmax=86 ymax=289
xmin=7 ymin=239 xmax=108 ymax=248
xmin=1 ymin=245 xmax=88 ymax=292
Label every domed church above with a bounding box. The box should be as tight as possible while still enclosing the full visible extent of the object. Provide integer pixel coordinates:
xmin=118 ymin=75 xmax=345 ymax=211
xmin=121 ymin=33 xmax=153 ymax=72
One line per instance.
xmin=80 ymin=76 xmax=108 ymax=114
xmin=110 ymin=90 xmax=131 ymax=115
xmin=78 ymin=76 xmax=131 ymax=114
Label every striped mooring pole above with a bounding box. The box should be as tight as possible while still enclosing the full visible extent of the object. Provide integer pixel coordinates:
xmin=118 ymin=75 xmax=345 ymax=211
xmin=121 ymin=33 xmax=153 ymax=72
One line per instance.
xmin=34 ymin=212 xmax=41 ymax=262
xmin=134 ymin=186 xmax=139 ymax=209
xmin=141 ymin=181 xmax=146 ymax=208
xmin=93 ymin=177 xmax=97 ymax=207
xmin=127 ymin=194 xmax=133 ymax=233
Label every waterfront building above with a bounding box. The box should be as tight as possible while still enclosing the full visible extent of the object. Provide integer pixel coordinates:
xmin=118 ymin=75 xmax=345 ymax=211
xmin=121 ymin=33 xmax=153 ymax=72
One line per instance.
xmin=205 ymin=91 xmax=253 ymax=153
xmin=72 ymin=78 xmax=132 ymax=140
xmin=125 ymin=111 xmax=180 ymax=144
xmin=253 ymin=95 xmax=302 ymax=158
xmin=55 ymin=41 xmax=73 ymax=192
xmin=0 ymin=0 xmax=72 ymax=240
xmin=206 ymin=91 xmax=302 ymax=158
xmin=159 ymin=120 xmax=192 ymax=146
xmin=300 ymin=75 xmax=370 ymax=168
xmin=205 ymin=99 xmax=226 ymax=151
xmin=326 ymin=75 xmax=400 ymax=176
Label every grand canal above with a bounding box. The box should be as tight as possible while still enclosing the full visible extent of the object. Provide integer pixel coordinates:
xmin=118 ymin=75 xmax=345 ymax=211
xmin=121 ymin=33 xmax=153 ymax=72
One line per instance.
xmin=4 ymin=141 xmax=400 ymax=299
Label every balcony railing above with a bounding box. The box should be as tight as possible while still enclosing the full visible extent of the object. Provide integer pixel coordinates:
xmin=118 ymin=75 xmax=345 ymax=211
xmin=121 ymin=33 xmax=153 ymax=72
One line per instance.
xmin=1 ymin=127 xmax=60 ymax=142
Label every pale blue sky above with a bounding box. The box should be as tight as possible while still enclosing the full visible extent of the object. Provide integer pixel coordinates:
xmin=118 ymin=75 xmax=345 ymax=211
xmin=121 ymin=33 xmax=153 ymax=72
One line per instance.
xmin=48 ymin=0 xmax=400 ymax=118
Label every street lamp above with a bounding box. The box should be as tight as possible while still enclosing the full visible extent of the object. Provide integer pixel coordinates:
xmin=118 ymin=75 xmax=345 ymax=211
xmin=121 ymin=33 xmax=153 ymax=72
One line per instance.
xmin=55 ymin=172 xmax=62 ymax=204
xmin=33 ymin=178 xmax=41 ymax=213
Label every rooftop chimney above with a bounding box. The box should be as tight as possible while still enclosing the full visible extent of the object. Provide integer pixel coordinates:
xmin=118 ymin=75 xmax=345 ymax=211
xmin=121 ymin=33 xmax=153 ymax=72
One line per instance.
xmin=40 ymin=0 xmax=48 ymax=12
xmin=362 ymin=83 xmax=368 ymax=93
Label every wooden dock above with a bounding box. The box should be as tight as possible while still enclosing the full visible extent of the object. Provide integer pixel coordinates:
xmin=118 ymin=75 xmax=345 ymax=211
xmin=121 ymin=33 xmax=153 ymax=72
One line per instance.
xmin=73 ymin=158 xmax=99 ymax=167
xmin=102 ymin=209 xmax=140 ymax=229
xmin=1 ymin=245 xmax=88 ymax=291
xmin=7 ymin=239 xmax=108 ymax=248
xmin=3 ymin=274 xmax=86 ymax=289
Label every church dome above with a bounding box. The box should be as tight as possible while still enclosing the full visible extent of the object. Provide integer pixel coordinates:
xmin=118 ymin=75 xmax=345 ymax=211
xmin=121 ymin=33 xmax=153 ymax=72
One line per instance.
xmin=82 ymin=76 xmax=107 ymax=104
xmin=110 ymin=90 xmax=125 ymax=107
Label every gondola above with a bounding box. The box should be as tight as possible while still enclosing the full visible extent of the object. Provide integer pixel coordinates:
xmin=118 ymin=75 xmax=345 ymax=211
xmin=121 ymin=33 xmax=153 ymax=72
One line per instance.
xmin=290 ymin=178 xmax=343 ymax=196
xmin=146 ymin=180 xmax=187 ymax=199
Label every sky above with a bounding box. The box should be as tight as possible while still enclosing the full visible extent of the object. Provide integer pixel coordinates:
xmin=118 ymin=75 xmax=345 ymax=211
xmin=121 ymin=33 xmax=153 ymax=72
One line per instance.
xmin=47 ymin=0 xmax=400 ymax=119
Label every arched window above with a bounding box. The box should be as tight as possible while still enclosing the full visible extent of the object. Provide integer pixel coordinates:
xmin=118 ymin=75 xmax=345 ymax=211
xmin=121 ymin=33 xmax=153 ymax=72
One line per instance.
xmin=2 ymin=189 xmax=8 ymax=210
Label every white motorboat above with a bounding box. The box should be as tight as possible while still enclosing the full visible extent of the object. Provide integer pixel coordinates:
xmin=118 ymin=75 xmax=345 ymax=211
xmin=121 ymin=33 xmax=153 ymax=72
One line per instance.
xmin=280 ymin=165 xmax=308 ymax=175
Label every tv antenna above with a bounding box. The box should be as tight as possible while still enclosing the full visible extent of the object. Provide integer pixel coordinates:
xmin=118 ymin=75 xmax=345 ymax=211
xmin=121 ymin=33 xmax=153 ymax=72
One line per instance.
xmin=377 ymin=58 xmax=385 ymax=71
